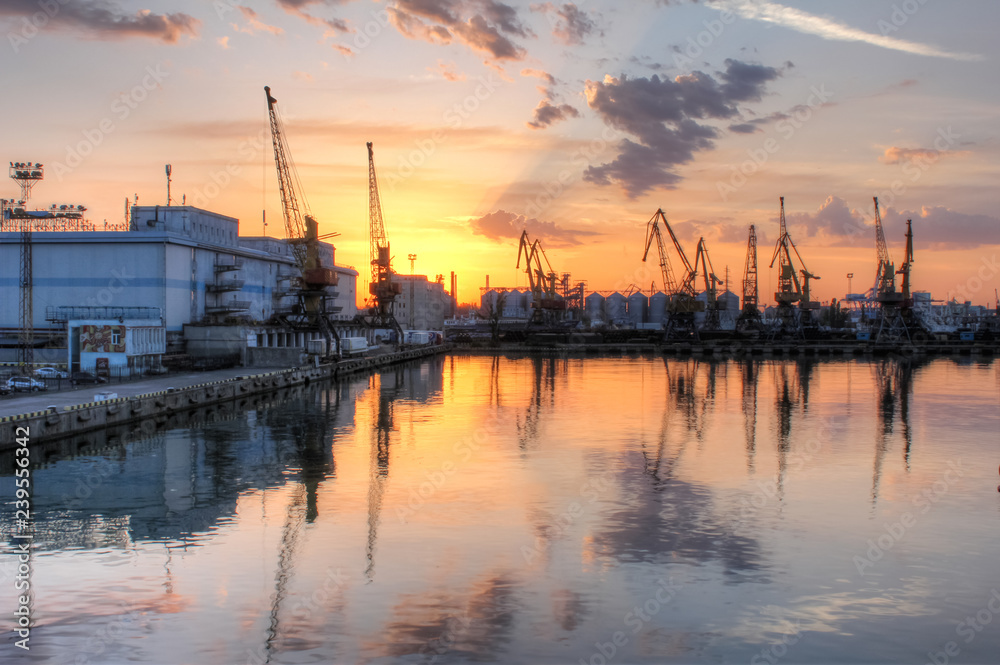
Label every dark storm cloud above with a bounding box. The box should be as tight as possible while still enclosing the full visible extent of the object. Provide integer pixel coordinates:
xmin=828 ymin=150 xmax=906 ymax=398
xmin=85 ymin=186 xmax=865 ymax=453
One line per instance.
xmin=0 ymin=0 xmax=198 ymax=42
xmin=583 ymin=59 xmax=782 ymax=198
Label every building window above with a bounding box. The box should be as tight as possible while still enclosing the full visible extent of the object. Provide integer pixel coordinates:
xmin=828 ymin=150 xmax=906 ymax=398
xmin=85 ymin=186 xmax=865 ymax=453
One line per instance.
xmin=112 ymin=331 xmax=121 ymax=345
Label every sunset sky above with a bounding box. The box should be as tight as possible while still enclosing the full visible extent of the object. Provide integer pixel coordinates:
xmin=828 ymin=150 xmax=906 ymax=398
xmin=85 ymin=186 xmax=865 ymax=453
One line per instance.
xmin=3 ymin=0 xmax=999 ymax=306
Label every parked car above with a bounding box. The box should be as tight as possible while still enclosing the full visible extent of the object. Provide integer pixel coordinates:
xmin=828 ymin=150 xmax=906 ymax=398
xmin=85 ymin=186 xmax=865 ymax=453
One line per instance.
xmin=34 ymin=367 xmax=69 ymax=379
xmin=0 ymin=383 xmax=11 ymax=396
xmin=7 ymin=376 xmax=47 ymax=392
xmin=70 ymin=372 xmax=108 ymax=385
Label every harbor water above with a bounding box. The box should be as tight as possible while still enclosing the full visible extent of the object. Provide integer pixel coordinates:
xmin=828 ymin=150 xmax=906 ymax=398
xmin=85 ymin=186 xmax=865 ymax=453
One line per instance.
xmin=2 ymin=354 xmax=999 ymax=664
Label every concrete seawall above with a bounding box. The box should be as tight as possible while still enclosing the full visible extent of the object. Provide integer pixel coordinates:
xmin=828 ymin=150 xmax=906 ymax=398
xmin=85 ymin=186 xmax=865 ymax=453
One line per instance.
xmin=450 ymin=339 xmax=998 ymax=357
xmin=0 ymin=345 xmax=447 ymax=450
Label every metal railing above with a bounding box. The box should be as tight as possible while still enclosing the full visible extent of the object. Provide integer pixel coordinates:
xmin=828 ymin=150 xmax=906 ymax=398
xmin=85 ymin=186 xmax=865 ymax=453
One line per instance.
xmin=46 ymin=306 xmax=162 ymax=322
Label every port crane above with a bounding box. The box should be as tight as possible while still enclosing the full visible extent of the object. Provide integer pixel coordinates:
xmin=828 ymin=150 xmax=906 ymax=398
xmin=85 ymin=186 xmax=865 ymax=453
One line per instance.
xmin=641 ymin=209 xmax=704 ymax=339
xmin=692 ymin=237 xmax=723 ymax=331
xmin=871 ymin=198 xmax=920 ymax=342
xmin=366 ymin=142 xmax=403 ymax=340
xmin=769 ymin=197 xmax=819 ymax=336
xmin=264 ymin=85 xmax=339 ymax=352
xmin=516 ymin=230 xmax=566 ymax=323
xmin=737 ymin=225 xmax=763 ymax=332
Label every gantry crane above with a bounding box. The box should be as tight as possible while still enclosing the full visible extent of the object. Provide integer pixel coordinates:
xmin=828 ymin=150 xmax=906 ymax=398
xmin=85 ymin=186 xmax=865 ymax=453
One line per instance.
xmin=516 ymin=230 xmax=566 ymax=324
xmin=366 ymin=142 xmax=402 ymax=339
xmin=873 ymin=197 xmax=899 ymax=303
xmin=737 ymin=224 xmax=763 ymax=332
xmin=872 ymin=197 xmax=919 ymax=342
xmin=264 ymin=86 xmax=340 ymax=352
xmin=692 ymin=237 xmax=723 ymax=331
xmin=641 ymin=208 xmax=704 ymax=339
xmin=769 ymin=197 xmax=819 ymax=336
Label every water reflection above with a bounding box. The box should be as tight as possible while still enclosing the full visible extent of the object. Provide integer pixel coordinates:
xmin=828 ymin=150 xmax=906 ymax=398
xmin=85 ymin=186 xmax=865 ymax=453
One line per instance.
xmin=516 ymin=356 xmax=557 ymax=450
xmin=871 ymin=357 xmax=922 ymax=506
xmin=663 ymin=358 xmax=715 ymax=439
xmin=366 ymin=371 xmax=397 ymax=582
xmin=741 ymin=359 xmax=760 ymax=474
xmin=377 ymin=573 xmax=520 ymax=662
xmin=592 ymin=450 xmax=764 ymax=575
xmin=2 ymin=355 xmax=998 ymax=664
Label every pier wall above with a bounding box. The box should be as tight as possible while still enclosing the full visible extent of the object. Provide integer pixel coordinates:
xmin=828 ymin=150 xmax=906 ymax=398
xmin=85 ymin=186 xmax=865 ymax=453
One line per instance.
xmin=0 ymin=345 xmax=447 ymax=450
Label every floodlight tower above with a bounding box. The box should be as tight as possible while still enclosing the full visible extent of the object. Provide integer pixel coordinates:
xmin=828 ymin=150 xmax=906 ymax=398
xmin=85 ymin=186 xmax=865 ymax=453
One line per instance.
xmin=10 ymin=162 xmax=44 ymax=373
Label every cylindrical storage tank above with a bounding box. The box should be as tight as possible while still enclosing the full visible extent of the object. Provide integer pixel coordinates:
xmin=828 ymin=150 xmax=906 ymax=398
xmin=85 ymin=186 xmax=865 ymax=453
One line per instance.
xmin=584 ymin=292 xmax=606 ymax=324
xmin=718 ymin=290 xmax=740 ymax=311
xmin=606 ymin=292 xmax=627 ymax=324
xmin=649 ymin=292 xmax=668 ymax=324
xmin=481 ymin=289 xmax=499 ymax=311
xmin=503 ymin=289 xmax=522 ymax=317
xmin=627 ymin=292 xmax=649 ymax=326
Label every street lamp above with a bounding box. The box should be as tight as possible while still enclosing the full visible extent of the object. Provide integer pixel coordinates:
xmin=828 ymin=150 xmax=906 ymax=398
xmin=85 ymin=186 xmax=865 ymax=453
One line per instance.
xmin=408 ymin=253 xmax=417 ymax=274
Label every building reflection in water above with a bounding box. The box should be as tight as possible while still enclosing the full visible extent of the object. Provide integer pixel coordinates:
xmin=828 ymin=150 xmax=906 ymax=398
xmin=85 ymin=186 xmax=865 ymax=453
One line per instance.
xmin=5 ymin=355 xmax=990 ymax=664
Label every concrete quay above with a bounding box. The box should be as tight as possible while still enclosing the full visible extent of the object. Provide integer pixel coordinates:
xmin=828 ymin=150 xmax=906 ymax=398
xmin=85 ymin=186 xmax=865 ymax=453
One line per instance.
xmin=0 ymin=345 xmax=447 ymax=450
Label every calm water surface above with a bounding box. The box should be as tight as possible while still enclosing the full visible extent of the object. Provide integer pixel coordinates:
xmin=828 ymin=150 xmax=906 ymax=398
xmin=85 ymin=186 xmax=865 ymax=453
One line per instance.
xmin=2 ymin=355 xmax=999 ymax=664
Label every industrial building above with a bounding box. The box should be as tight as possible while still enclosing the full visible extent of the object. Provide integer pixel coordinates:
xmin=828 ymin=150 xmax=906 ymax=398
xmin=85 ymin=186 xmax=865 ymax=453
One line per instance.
xmin=393 ymin=274 xmax=454 ymax=331
xmin=0 ymin=204 xmax=359 ymax=371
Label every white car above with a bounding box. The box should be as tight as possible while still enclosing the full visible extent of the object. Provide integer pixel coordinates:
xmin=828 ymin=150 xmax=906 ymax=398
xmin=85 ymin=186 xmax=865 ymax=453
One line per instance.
xmin=34 ymin=367 xmax=69 ymax=379
xmin=7 ymin=376 xmax=47 ymax=392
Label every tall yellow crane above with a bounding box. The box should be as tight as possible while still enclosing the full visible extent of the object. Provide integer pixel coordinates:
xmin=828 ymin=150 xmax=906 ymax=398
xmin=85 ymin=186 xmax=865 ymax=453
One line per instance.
xmin=366 ymin=142 xmax=402 ymax=338
xmin=264 ymin=86 xmax=339 ymax=348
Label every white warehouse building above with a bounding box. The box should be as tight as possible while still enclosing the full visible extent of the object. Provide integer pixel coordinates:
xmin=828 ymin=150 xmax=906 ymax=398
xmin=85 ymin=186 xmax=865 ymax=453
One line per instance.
xmin=0 ymin=204 xmax=359 ymax=370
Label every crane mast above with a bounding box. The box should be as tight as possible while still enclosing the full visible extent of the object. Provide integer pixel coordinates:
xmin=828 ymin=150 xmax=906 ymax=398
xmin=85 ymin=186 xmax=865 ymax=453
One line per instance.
xmin=264 ymin=85 xmax=338 ymax=351
xmin=366 ymin=142 xmax=402 ymax=336
xmin=742 ymin=225 xmax=758 ymax=311
xmin=737 ymin=224 xmax=764 ymax=332
xmin=899 ymin=218 xmax=913 ymax=303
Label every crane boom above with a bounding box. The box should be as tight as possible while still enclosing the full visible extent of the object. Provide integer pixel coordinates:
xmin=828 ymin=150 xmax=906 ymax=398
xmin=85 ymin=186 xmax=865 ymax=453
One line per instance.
xmin=265 ymin=86 xmax=308 ymax=270
xmin=873 ymin=197 xmax=896 ymax=298
xmin=368 ymin=141 xmax=389 ymax=293
xmin=366 ymin=142 xmax=402 ymax=336
xmin=641 ymin=209 xmax=694 ymax=296
xmin=642 ymin=209 xmax=677 ymax=294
